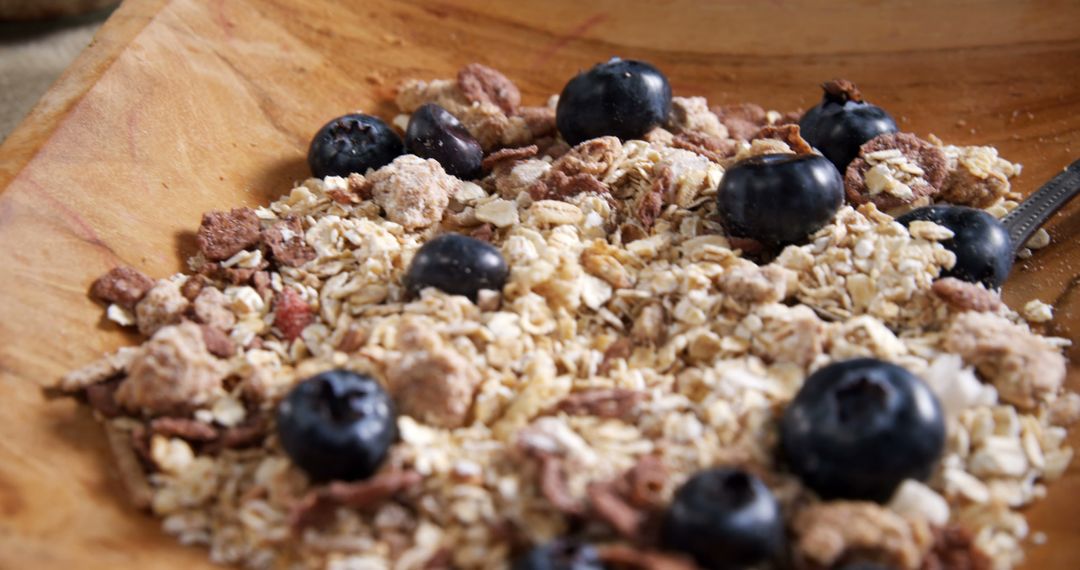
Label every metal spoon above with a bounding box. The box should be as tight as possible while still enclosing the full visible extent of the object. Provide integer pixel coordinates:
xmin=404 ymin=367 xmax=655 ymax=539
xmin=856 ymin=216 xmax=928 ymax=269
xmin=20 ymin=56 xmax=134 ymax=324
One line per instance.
xmin=1002 ymin=158 xmax=1080 ymax=257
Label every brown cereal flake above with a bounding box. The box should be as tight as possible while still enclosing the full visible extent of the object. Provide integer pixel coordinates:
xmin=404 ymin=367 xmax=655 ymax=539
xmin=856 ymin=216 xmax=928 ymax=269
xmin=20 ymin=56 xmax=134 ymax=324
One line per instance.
xmin=457 ymin=63 xmax=521 ymax=115
xmin=424 ymin=549 xmax=454 ymax=570
xmin=263 ymin=215 xmax=316 ymax=268
xmin=290 ymin=470 xmax=423 ymax=531
xmin=725 ymin=236 xmax=766 ymax=255
xmin=252 ymin=271 xmax=272 ymax=301
xmin=550 ymin=136 xmax=623 ymax=178
xmin=587 ymin=482 xmax=646 ymax=539
xmin=198 ymin=417 xmax=269 ymax=453
xmin=104 ymin=424 xmax=153 ymax=509
xmin=920 ymin=525 xmax=991 ymax=570
xmin=551 ymin=388 xmax=644 ymax=421
xmin=84 ymin=378 xmax=123 ymax=418
xmin=196 ymin=208 xmax=262 ymax=262
xmin=931 ymin=278 xmax=1003 ymax=313
xmin=335 ymin=326 xmax=368 ymax=353
xmin=482 ymin=145 xmax=539 ymax=172
xmin=752 ymin=124 xmax=814 ymax=155
xmin=670 ymin=131 xmax=738 ymax=162
xmin=845 ymin=133 xmax=948 ymax=210
xmin=637 ymin=163 xmax=675 ymax=229
xmin=936 ymin=144 xmax=1019 ymax=209
xmin=348 ymin=172 xmax=373 ymax=200
xmin=217 ymin=417 xmax=269 ymax=449
xmin=619 ymin=222 xmax=649 ymax=244
xmin=541 ymin=139 xmax=572 ymax=160
xmin=711 ymin=103 xmax=768 ymax=141
xmin=624 ymin=455 xmax=668 ymax=509
xmin=822 ymin=79 xmax=863 ymax=103
xmin=150 ymin=416 xmax=219 ymax=442
xmin=470 ymin=223 xmax=496 ymax=243
xmin=538 ymin=453 xmax=584 ymax=516
xmin=517 ymin=105 xmax=556 ymax=137
xmin=179 ymin=274 xmax=207 ymax=301
xmin=533 ymin=170 xmax=611 ymax=201
xmin=200 ymin=324 xmax=237 ymax=358
xmin=199 ymin=261 xmax=267 ymax=286
xmin=90 ymin=266 xmax=155 ymax=309
xmin=598 ymin=338 xmax=635 ymax=376
xmin=597 ymin=544 xmax=699 ymax=570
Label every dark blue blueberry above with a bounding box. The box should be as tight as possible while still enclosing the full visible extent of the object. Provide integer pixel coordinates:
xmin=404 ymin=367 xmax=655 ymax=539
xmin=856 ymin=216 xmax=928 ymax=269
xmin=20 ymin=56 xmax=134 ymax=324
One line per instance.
xmin=660 ymin=468 xmax=785 ymax=570
xmin=717 ymin=153 xmax=844 ymax=246
xmin=405 ymin=103 xmax=483 ymax=179
xmin=404 ymin=233 xmax=509 ymax=302
xmin=276 ymin=369 xmax=397 ymax=482
xmin=556 ymin=58 xmax=672 ymax=146
xmin=895 ymin=205 xmax=1013 ymax=289
xmin=512 ymin=540 xmax=604 ymax=570
xmin=781 ymin=358 xmax=946 ymax=503
xmin=308 ymin=113 xmax=403 ymax=178
xmin=799 ymin=80 xmax=898 ymax=172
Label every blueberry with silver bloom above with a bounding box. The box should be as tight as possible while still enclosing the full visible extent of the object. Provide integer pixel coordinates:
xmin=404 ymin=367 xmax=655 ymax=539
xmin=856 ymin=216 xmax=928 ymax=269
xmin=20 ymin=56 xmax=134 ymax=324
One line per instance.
xmin=660 ymin=468 xmax=785 ymax=570
xmin=405 ymin=103 xmax=483 ymax=179
xmin=276 ymin=370 xmax=397 ymax=482
xmin=799 ymin=80 xmax=898 ymax=171
xmin=404 ymin=233 xmax=509 ymax=302
xmin=717 ymin=153 xmax=844 ymax=246
xmin=781 ymin=358 xmax=946 ymax=503
xmin=556 ymin=57 xmax=672 ymax=146
xmin=512 ymin=540 xmax=604 ymax=570
xmin=308 ymin=113 xmax=403 ymax=178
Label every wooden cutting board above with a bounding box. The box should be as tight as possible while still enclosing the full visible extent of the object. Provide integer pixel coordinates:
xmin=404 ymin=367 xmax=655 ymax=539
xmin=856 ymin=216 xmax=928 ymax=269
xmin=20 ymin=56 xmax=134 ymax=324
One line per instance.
xmin=1 ymin=0 xmax=1078 ymax=568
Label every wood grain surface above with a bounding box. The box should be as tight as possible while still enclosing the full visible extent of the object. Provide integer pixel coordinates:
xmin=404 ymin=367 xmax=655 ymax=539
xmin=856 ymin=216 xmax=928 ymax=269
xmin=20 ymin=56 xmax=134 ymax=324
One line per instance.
xmin=0 ymin=0 xmax=1078 ymax=568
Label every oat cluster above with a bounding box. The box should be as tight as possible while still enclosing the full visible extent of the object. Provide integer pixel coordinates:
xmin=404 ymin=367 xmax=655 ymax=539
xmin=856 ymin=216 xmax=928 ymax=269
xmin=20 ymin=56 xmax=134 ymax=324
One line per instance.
xmin=55 ymin=64 xmax=1072 ymax=570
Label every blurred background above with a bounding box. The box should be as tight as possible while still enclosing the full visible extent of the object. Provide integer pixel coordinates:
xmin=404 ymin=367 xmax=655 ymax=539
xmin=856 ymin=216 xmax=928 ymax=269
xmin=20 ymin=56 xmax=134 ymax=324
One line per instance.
xmin=0 ymin=0 xmax=118 ymax=141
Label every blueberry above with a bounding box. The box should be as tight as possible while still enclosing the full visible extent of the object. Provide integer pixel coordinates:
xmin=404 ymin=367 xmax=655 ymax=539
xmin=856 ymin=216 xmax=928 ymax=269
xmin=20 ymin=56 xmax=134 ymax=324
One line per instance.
xmin=276 ymin=369 xmax=397 ymax=482
xmin=895 ymin=205 xmax=1013 ymax=289
xmin=405 ymin=103 xmax=483 ymax=179
xmin=716 ymin=153 xmax=844 ymax=246
xmin=556 ymin=58 xmax=672 ymax=146
xmin=512 ymin=540 xmax=604 ymax=570
xmin=404 ymin=233 xmax=509 ymax=302
xmin=799 ymin=80 xmax=898 ymax=172
xmin=660 ymin=468 xmax=785 ymax=570
xmin=781 ymin=358 xmax=946 ymax=503
xmin=308 ymin=113 xmax=403 ymax=178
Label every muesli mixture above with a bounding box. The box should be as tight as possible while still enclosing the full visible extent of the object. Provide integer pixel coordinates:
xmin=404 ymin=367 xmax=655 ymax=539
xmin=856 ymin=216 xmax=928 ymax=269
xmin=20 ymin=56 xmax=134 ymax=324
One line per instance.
xmin=52 ymin=61 xmax=1074 ymax=570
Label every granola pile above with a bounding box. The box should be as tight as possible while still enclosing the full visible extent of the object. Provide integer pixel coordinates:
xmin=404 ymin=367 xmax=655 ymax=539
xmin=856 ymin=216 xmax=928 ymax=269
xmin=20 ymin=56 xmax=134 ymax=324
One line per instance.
xmin=54 ymin=64 xmax=1074 ymax=570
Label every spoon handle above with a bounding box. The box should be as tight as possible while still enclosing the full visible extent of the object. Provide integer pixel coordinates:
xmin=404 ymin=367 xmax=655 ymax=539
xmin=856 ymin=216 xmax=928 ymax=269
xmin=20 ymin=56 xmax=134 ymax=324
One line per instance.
xmin=1002 ymin=158 xmax=1080 ymax=256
